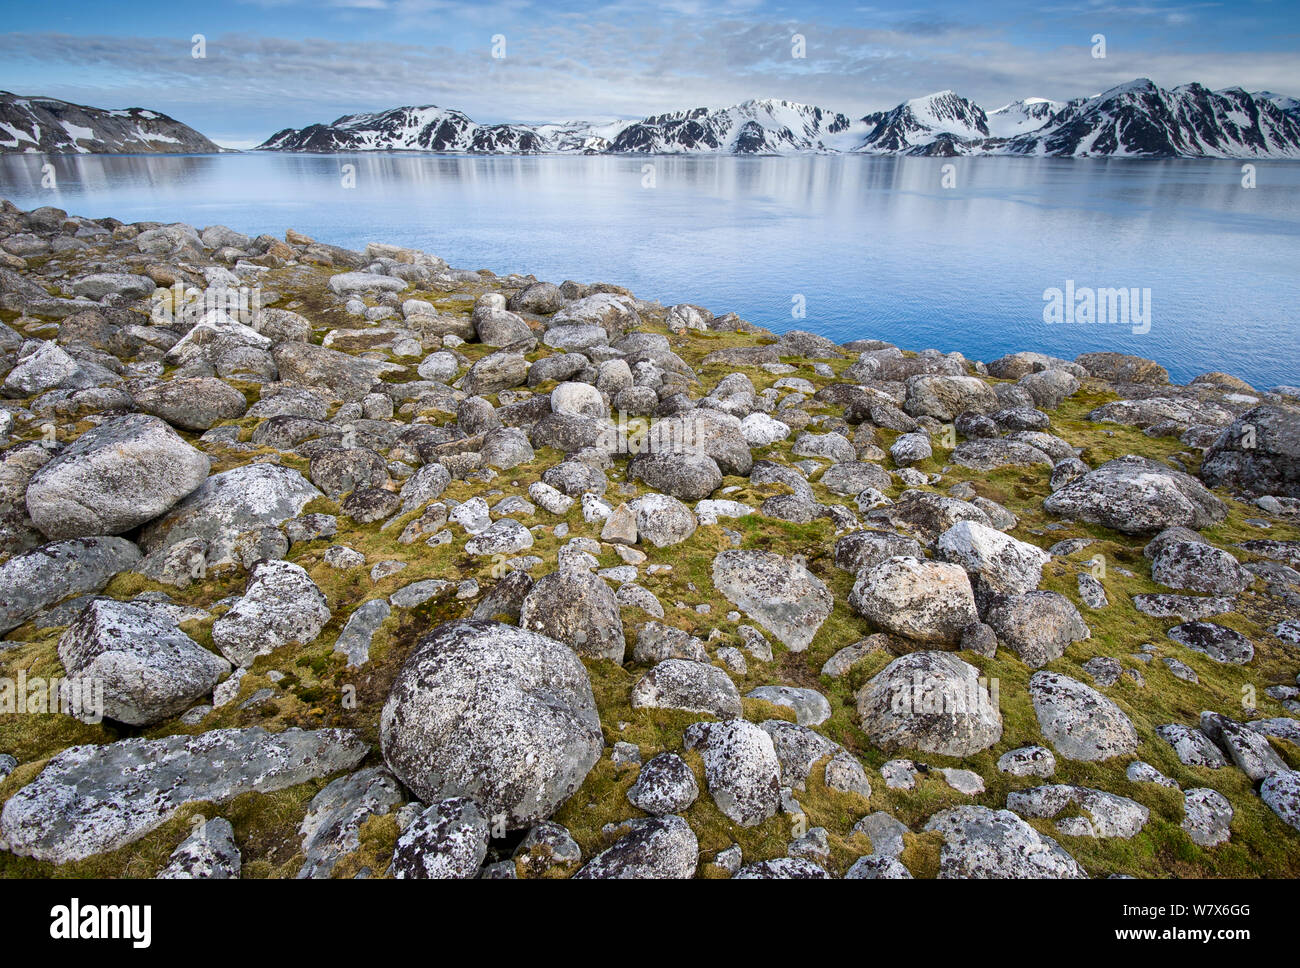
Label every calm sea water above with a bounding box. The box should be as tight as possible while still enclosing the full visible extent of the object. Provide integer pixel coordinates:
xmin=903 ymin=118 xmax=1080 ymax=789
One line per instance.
xmin=1 ymin=152 xmax=1297 ymax=388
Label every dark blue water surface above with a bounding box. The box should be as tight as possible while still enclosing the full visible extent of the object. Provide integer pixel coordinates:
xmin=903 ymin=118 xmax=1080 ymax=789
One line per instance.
xmin=2 ymin=152 xmax=1297 ymax=388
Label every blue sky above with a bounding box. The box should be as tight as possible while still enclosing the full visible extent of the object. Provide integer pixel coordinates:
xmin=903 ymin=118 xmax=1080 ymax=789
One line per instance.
xmin=2 ymin=0 xmax=1296 ymax=147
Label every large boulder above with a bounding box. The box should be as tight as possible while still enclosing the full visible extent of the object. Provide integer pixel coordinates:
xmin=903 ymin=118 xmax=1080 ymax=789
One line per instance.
xmin=682 ymin=720 xmax=781 ymax=827
xmin=211 ymin=559 xmax=331 ymax=667
xmin=140 ymin=463 xmax=322 ymax=565
xmin=519 ymin=568 xmax=626 ymax=663
xmin=924 ymin=806 xmax=1087 ymax=878
xmin=631 ymin=659 xmax=742 ymax=719
xmin=628 ymin=452 xmax=722 ymax=501
xmin=0 ymin=536 xmax=141 ymax=634
xmin=856 ymin=651 xmax=1002 ymax=756
xmin=1029 ymin=671 xmax=1138 ymax=762
xmin=25 ymin=414 xmax=210 ymax=540
xmin=711 ymin=550 xmax=832 ymax=652
xmin=934 ymin=520 xmax=1049 ymax=597
xmin=379 ymin=620 xmax=603 ymax=830
xmin=0 ymin=727 xmax=367 ymax=862
xmin=849 ymin=556 xmax=977 ymax=645
xmin=626 ymin=493 xmax=696 ymax=547
xmin=1074 ymin=351 xmax=1168 ymax=385
xmin=984 ymin=592 xmax=1090 ymax=668
xmin=1149 ymin=540 xmax=1252 ymax=595
xmin=58 ymin=599 xmax=230 ymax=726
xmin=133 ymin=377 xmax=248 ymax=431
xmin=1043 ymin=455 xmax=1227 ymax=534
xmin=272 ymin=341 xmax=400 ymax=401
xmin=1200 ymin=405 xmax=1300 ymax=498
xmin=904 ymin=375 xmax=998 ymax=420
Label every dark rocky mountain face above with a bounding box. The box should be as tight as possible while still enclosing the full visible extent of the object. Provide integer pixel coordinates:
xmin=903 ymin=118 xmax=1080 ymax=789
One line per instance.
xmin=0 ymin=92 xmax=222 ymax=154
xmin=1006 ymin=80 xmax=1300 ymax=158
xmin=856 ymin=91 xmax=990 ymax=153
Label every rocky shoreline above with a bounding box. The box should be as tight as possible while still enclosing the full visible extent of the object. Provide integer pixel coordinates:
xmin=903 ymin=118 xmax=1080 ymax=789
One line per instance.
xmin=0 ymin=198 xmax=1296 ymax=879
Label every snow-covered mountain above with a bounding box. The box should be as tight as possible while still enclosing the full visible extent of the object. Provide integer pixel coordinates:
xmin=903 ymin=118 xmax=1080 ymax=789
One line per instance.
xmin=1004 ymin=80 xmax=1300 ymax=158
xmin=853 ymin=91 xmax=989 ymax=155
xmin=259 ymin=105 xmax=547 ymax=153
xmin=0 ymin=91 xmax=222 ymax=154
xmin=260 ymin=99 xmax=854 ymax=155
xmin=985 ymin=97 xmax=1065 ymax=138
xmin=603 ymin=99 xmax=854 ymax=154
xmin=254 ymin=81 xmax=1300 ymax=159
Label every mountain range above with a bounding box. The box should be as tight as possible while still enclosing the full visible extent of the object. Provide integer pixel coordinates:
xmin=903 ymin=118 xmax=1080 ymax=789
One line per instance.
xmin=258 ymin=80 xmax=1300 ymax=158
xmin=4 ymin=80 xmax=1299 ymax=158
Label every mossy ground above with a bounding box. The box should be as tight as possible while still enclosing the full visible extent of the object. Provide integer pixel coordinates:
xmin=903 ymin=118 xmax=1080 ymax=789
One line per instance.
xmin=0 ymin=249 xmax=1297 ymax=877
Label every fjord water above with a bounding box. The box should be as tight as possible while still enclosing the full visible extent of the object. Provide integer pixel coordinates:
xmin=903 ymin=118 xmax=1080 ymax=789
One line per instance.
xmin=1 ymin=152 xmax=1296 ymax=388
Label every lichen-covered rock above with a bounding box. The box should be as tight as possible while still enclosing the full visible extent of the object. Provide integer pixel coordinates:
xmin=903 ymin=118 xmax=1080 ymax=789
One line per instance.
xmin=1043 ymin=455 xmax=1227 ymax=534
xmin=1259 ymin=771 xmax=1300 ymax=833
xmin=628 ymin=451 xmax=722 ymax=501
xmin=1029 ymin=672 xmax=1138 ymax=762
xmin=26 ymin=414 xmax=210 ymax=539
xmin=849 ymin=556 xmax=977 ymax=646
xmin=1200 ymin=405 xmax=1300 ymax=498
xmin=626 ymin=492 xmax=696 ymax=547
xmin=1150 ymin=540 xmax=1252 ymax=595
xmin=1182 ymin=788 xmax=1233 ymax=847
xmin=133 ymin=377 xmax=248 ymax=431
xmin=856 ymin=651 xmax=1002 ymax=756
xmin=627 ymin=753 xmax=699 ymax=815
xmin=1006 ymin=784 xmax=1149 ymax=839
xmin=0 ymin=727 xmax=368 ymax=862
xmin=683 ymin=720 xmax=781 ymax=827
xmin=1199 ymin=711 xmax=1287 ymax=781
xmin=379 ymin=620 xmax=602 ymax=830
xmin=631 ymin=659 xmax=742 ymax=719
xmin=923 ymin=806 xmax=1087 ymax=879
xmin=519 ymin=567 xmax=625 ymax=662
xmin=935 ymin=520 xmax=1050 ymax=597
xmin=390 ymin=797 xmax=489 ymax=880
xmin=712 ymin=549 xmax=832 ymax=652
xmin=298 ymin=767 xmax=404 ymax=879
xmin=0 ymin=536 xmax=141 ymax=634
xmin=156 ymin=818 xmax=241 ymax=879
xmin=211 ymin=559 xmax=330 ymax=667
xmin=58 ymin=598 xmax=231 ymax=726
xmin=140 ymin=462 xmax=322 ymax=565
xmin=733 ymin=857 xmax=832 ymax=879
xmin=984 ymin=591 xmax=1090 ymax=668
xmin=1167 ymin=621 xmax=1254 ymax=665
xmin=573 ymin=815 xmax=698 ymax=879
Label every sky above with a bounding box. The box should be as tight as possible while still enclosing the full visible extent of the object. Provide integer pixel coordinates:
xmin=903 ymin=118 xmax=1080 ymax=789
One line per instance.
xmin=1 ymin=0 xmax=1296 ymax=147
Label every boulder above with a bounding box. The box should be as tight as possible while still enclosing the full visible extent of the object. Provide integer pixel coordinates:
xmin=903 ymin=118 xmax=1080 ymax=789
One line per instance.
xmin=26 ymin=414 xmax=210 ymax=539
xmin=0 ymin=536 xmax=141 ymax=634
xmin=849 ymin=556 xmax=977 ymax=646
xmin=379 ymin=620 xmax=602 ymax=830
xmin=211 ymin=559 xmax=331 ymax=667
xmin=711 ymin=550 xmax=832 ymax=652
xmin=1201 ymin=405 xmax=1300 ymax=498
xmin=923 ymin=806 xmax=1087 ymax=878
xmin=573 ymin=815 xmax=698 ymax=879
xmin=682 ymin=720 xmax=781 ymax=827
xmin=630 ymin=659 xmax=742 ymax=718
xmin=390 ymin=797 xmax=489 ymax=880
xmin=0 ymin=727 xmax=367 ymax=862
xmin=1044 ymin=455 xmax=1227 ymax=534
xmin=140 ymin=463 xmax=322 ymax=565
xmin=1029 ymin=672 xmax=1138 ymax=762
xmin=519 ymin=568 xmax=626 ymax=662
xmin=58 ymin=599 xmax=230 ymax=726
xmin=934 ymin=520 xmax=1050 ymax=597
xmin=133 ymin=377 xmax=248 ymax=430
xmin=984 ymin=592 xmax=1090 ymax=668
xmin=856 ymin=651 xmax=1002 ymax=756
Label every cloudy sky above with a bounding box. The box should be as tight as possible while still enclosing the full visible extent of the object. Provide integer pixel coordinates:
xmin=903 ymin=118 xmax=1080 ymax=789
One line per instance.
xmin=2 ymin=0 xmax=1296 ymax=147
